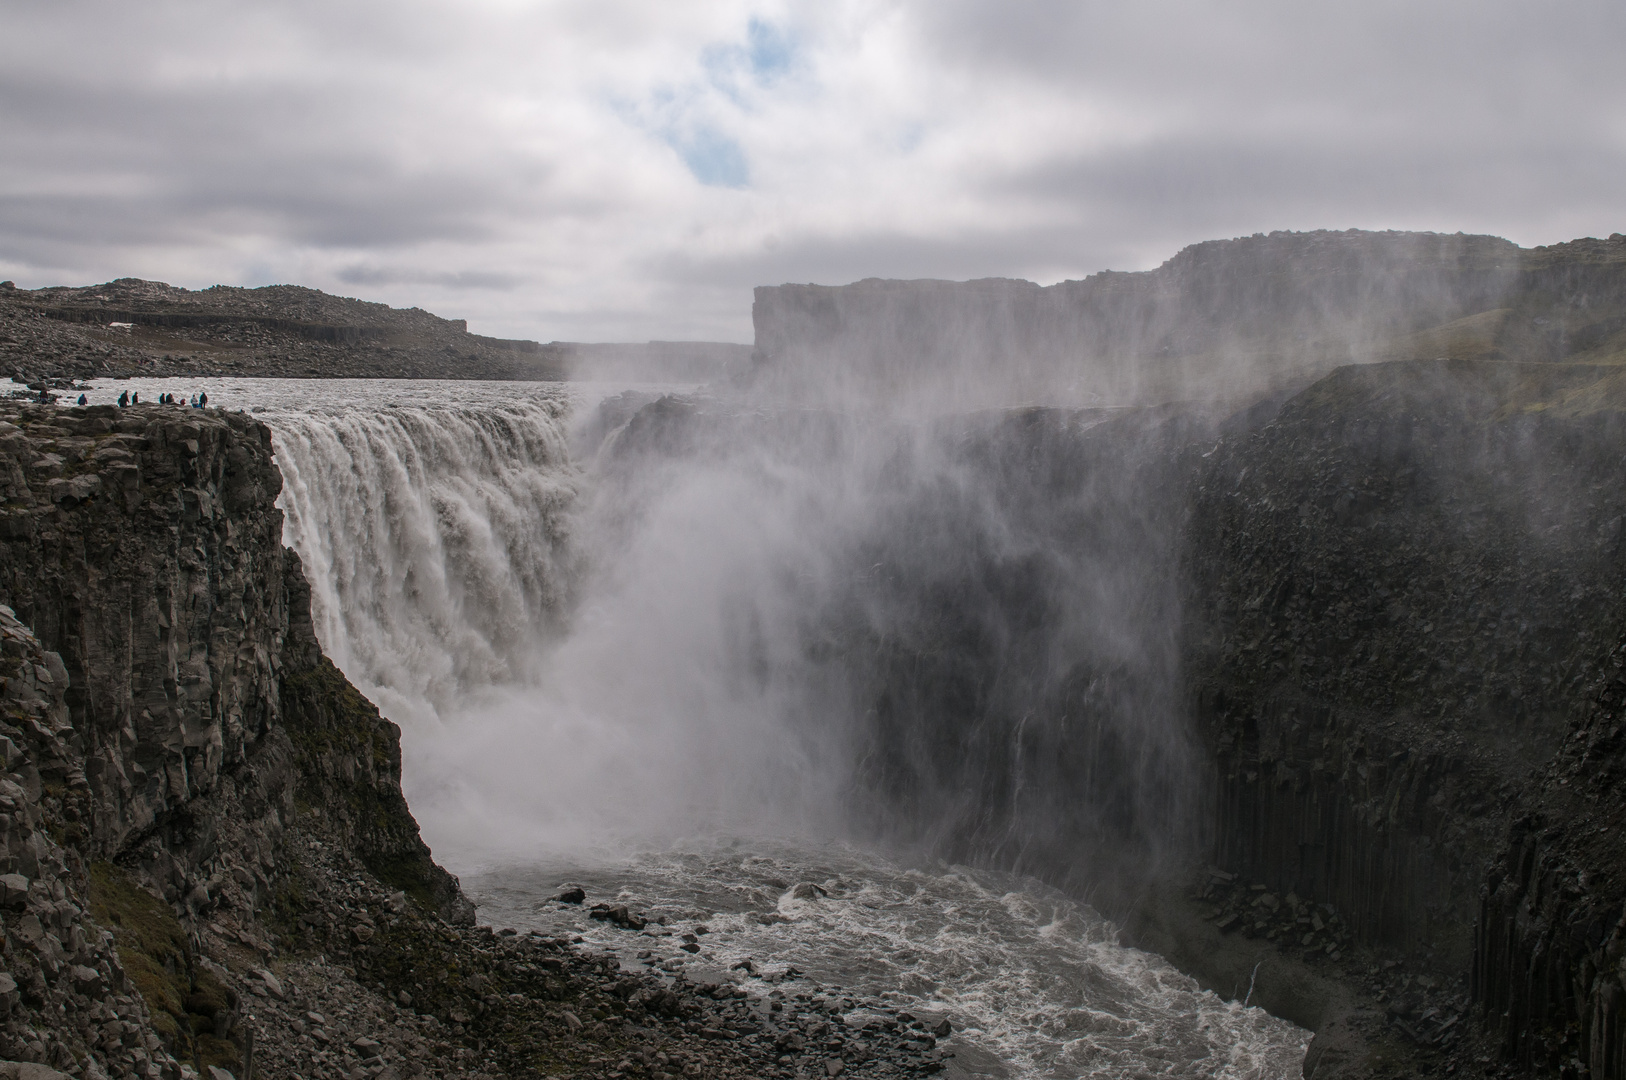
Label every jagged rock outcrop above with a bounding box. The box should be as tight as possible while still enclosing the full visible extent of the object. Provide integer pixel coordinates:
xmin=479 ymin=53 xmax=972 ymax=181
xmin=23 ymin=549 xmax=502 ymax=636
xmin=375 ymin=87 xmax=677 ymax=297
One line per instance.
xmin=1472 ymin=635 xmax=1626 ymax=1077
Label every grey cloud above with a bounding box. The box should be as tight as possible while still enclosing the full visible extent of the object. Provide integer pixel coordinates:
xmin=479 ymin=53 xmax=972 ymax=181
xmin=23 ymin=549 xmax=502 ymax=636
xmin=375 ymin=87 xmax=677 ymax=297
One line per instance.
xmin=997 ymin=134 xmax=1626 ymax=242
xmin=0 ymin=61 xmax=544 ymax=261
xmin=4 ymin=0 xmax=1626 ymax=340
xmin=337 ymin=266 xmax=524 ymax=290
xmin=916 ymin=0 xmax=1626 ymax=102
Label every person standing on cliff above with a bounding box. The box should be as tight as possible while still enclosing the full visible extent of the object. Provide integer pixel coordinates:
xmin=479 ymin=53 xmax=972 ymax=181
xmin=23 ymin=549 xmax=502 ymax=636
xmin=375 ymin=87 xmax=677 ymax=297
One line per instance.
xmin=117 ymin=390 xmax=128 ymax=407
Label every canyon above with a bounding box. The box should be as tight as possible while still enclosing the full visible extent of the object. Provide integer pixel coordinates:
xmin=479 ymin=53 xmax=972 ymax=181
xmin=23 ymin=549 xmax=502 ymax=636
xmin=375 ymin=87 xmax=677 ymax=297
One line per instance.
xmin=0 ymin=229 xmax=1621 ymax=1080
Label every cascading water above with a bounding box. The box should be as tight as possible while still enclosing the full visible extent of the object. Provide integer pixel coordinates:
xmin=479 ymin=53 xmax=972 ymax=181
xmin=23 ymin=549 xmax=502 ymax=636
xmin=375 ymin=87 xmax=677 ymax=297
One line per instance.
xmin=75 ymin=376 xmax=1310 ymax=1078
xmin=271 ymin=394 xmax=579 ymax=725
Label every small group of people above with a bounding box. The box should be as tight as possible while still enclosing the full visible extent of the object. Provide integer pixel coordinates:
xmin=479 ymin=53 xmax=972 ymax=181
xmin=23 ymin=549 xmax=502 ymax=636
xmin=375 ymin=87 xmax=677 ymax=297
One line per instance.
xmin=113 ymin=390 xmax=208 ymax=408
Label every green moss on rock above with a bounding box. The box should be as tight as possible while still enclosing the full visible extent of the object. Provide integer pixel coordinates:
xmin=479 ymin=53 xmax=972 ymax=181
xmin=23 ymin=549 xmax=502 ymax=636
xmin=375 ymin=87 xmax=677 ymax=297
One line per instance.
xmin=87 ymin=861 xmax=194 ymax=1053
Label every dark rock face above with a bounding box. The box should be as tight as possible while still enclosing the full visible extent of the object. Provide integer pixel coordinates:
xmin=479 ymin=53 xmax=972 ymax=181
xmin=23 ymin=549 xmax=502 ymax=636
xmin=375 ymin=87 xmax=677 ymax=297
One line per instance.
xmin=0 ymin=401 xmax=473 ymax=1076
xmin=0 ymin=400 xmax=463 ymax=920
xmin=0 ymin=404 xmax=295 ymax=865
xmin=1185 ymin=360 xmax=1626 ymax=967
xmin=0 ymin=604 xmax=184 ymax=1075
xmin=1149 ymin=360 xmax=1626 ymax=1075
xmin=680 ymin=355 xmax=1626 ymax=1077
xmin=278 ymin=647 xmax=471 ymax=924
xmin=1472 ymin=640 xmax=1626 ymax=1076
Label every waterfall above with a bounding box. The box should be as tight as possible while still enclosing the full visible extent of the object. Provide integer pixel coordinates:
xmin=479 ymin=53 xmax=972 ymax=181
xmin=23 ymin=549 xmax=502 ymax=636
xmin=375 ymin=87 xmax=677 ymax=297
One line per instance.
xmin=266 ymin=389 xmax=850 ymax=863
xmin=266 ymin=387 xmax=1193 ymax=881
xmin=271 ymin=397 xmax=580 ymax=725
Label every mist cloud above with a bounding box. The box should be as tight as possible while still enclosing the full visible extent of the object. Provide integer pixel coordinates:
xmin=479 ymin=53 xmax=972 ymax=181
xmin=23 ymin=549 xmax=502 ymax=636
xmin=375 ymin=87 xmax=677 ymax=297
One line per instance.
xmin=2 ymin=0 xmax=1622 ymax=341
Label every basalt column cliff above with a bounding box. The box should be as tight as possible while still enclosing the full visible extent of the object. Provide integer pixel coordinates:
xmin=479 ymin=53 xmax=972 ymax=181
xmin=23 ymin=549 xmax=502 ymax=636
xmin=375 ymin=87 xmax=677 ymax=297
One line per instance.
xmin=0 ymin=401 xmax=477 ymax=1077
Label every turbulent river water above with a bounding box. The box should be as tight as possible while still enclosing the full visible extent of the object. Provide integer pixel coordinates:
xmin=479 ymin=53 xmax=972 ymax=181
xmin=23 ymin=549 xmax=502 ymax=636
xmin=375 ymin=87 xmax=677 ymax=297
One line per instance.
xmin=77 ymin=377 xmax=1311 ymax=1078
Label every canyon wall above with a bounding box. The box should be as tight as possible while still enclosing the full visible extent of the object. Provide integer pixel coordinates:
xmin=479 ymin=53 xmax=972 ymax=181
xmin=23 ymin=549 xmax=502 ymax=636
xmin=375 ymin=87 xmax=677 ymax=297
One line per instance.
xmin=1188 ymin=359 xmax=1626 ymax=958
xmin=655 ymin=351 xmax=1626 ymax=1076
xmin=0 ymin=401 xmax=468 ymax=1075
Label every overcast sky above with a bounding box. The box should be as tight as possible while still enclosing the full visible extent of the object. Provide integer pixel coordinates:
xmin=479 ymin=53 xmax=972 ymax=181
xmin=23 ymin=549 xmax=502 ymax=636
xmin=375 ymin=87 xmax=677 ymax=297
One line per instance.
xmin=3 ymin=1 xmax=1624 ymax=341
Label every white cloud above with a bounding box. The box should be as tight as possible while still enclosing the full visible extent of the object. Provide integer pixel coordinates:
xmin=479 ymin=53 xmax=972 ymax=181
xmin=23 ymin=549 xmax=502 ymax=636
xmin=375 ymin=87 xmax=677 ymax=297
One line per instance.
xmin=2 ymin=0 xmax=1623 ymax=341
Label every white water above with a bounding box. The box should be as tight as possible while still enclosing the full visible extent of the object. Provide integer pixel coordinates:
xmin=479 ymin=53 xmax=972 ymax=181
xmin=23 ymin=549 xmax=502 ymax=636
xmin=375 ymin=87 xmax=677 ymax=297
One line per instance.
xmin=73 ymin=376 xmax=1310 ymax=1078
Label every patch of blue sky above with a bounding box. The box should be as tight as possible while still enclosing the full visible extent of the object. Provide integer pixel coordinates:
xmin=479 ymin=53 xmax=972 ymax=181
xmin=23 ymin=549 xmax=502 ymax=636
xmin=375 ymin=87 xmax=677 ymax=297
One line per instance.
xmin=610 ymin=18 xmax=795 ymax=190
xmin=703 ymin=17 xmax=798 ymax=101
xmin=604 ymin=90 xmax=750 ymax=189
xmin=746 ymin=18 xmax=793 ymax=80
xmin=670 ymin=125 xmax=750 ymax=189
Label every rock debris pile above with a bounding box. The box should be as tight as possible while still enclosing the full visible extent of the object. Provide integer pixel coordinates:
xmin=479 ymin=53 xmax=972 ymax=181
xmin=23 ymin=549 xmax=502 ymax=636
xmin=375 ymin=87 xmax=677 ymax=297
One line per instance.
xmin=1200 ymin=869 xmax=1355 ymax=963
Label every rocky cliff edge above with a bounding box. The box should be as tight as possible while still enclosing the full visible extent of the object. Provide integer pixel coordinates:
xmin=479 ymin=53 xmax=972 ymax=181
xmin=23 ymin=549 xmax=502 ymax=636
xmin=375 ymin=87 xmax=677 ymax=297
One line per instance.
xmin=0 ymin=401 xmax=921 ymax=1080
